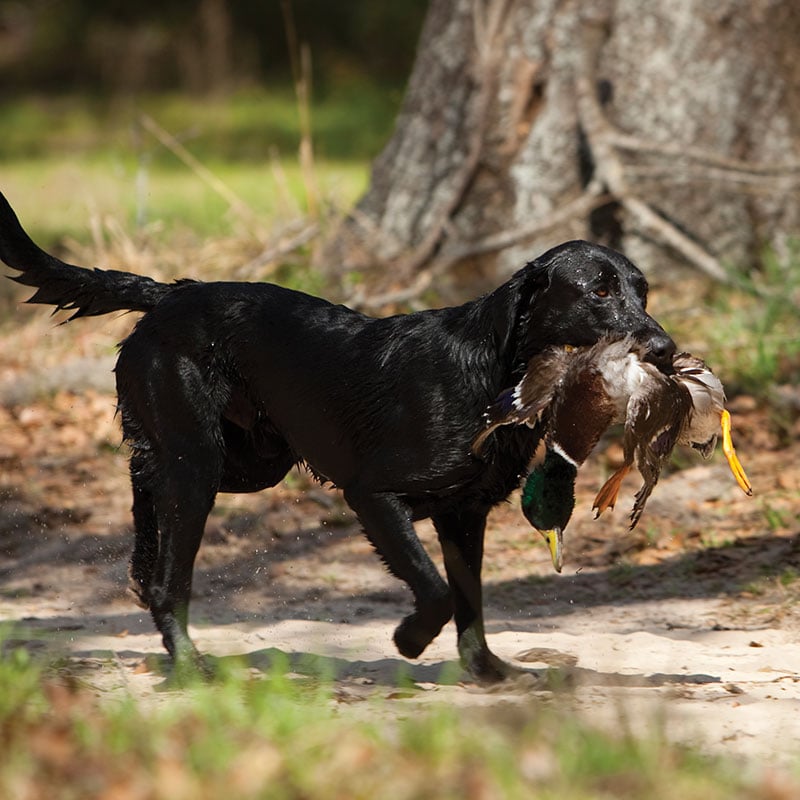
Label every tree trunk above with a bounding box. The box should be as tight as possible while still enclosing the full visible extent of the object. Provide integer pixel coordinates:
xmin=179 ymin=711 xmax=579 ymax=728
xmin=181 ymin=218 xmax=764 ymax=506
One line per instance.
xmin=323 ymin=0 xmax=800 ymax=302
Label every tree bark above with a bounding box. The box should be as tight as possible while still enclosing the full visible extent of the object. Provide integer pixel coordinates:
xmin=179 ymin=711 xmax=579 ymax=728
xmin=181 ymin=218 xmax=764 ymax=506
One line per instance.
xmin=323 ymin=0 xmax=800 ymax=301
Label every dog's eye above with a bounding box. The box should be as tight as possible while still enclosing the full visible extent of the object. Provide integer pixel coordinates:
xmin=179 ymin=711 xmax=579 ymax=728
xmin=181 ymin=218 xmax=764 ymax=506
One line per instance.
xmin=593 ymin=287 xmax=610 ymax=298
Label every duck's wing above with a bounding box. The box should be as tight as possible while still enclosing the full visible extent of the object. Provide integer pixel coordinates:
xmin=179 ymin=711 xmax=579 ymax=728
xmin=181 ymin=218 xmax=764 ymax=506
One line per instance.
xmin=625 ymin=375 xmax=693 ymax=529
xmin=630 ymin=379 xmax=690 ymax=468
xmin=673 ymin=354 xmax=723 ymax=396
xmin=594 ymin=367 xmax=691 ymax=527
xmin=472 ymin=348 xmax=572 ymax=454
xmin=550 ymin=362 xmax=621 ymax=464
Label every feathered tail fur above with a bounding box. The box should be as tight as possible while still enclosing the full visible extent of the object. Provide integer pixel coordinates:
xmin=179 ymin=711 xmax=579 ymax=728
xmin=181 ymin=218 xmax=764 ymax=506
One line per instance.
xmin=0 ymin=191 xmax=192 ymax=319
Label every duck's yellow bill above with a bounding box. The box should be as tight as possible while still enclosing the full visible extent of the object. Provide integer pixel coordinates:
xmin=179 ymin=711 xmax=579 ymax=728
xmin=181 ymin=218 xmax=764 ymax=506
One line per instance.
xmin=720 ymin=409 xmax=753 ymax=496
xmin=540 ymin=528 xmax=563 ymax=573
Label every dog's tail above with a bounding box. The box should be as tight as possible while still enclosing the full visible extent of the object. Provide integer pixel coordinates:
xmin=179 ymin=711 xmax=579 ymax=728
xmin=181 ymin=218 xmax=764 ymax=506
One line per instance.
xmin=0 ymin=192 xmax=191 ymax=319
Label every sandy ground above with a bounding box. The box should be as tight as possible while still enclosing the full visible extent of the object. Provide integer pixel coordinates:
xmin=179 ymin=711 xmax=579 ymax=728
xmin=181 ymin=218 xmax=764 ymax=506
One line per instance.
xmin=1 ymin=332 xmax=799 ymax=768
xmin=7 ymin=593 xmax=800 ymax=767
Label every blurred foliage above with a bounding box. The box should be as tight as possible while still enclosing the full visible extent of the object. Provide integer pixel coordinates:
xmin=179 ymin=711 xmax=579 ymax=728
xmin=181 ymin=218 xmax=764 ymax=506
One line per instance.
xmin=659 ymin=248 xmax=800 ymax=398
xmin=0 ymin=84 xmax=402 ymax=162
xmin=0 ymin=638 xmax=792 ymax=800
xmin=0 ymin=0 xmax=428 ymax=97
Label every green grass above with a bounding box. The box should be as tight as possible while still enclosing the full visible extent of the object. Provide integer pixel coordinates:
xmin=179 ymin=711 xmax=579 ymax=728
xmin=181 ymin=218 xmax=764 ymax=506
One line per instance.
xmin=0 ymin=89 xmax=376 ymax=317
xmin=0 ymin=86 xmax=389 ymax=248
xmin=0 ymin=83 xmax=401 ymax=163
xmin=0 ymin=640 xmax=792 ymax=799
xmin=0 ymin=153 xmax=367 ymax=246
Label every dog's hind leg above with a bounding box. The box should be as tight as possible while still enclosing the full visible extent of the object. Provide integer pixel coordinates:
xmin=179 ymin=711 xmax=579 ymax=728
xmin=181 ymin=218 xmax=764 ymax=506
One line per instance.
xmin=433 ymin=507 xmax=523 ymax=684
xmin=127 ymin=451 xmax=159 ymax=609
xmin=147 ymin=443 xmax=221 ymax=676
xmin=343 ymin=488 xmax=453 ymax=660
xmin=117 ymin=347 xmax=226 ymax=677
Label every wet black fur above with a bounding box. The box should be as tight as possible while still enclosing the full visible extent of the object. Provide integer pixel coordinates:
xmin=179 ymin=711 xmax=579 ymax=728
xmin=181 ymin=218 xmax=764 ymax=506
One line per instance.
xmin=0 ymin=191 xmax=675 ymax=682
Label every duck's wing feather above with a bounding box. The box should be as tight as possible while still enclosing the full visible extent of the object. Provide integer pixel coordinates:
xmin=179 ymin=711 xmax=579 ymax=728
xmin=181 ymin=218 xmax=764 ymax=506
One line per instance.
xmin=472 ymin=348 xmax=572 ymax=454
xmin=672 ymin=353 xmax=726 ymax=455
xmin=549 ymin=363 xmax=620 ymax=464
xmin=623 ymin=371 xmax=693 ymax=529
xmin=626 ymin=371 xmax=691 ymax=465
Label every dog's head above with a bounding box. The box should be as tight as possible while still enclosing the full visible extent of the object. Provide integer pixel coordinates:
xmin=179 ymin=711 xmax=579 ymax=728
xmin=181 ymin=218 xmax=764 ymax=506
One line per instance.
xmin=511 ymin=241 xmax=675 ymax=369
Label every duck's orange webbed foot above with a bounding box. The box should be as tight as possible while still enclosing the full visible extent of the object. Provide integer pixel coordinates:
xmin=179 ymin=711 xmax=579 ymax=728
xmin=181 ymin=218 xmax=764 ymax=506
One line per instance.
xmin=720 ymin=409 xmax=753 ymax=496
xmin=593 ymin=465 xmax=630 ymax=518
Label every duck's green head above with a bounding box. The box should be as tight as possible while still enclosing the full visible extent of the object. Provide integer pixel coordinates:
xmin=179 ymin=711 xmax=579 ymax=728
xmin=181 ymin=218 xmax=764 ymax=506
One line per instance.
xmin=521 ymin=449 xmax=578 ymax=573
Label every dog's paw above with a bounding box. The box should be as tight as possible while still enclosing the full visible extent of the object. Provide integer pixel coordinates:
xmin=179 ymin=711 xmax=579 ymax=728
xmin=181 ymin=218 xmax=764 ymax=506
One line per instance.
xmin=457 ymin=624 xmax=528 ymax=685
xmin=394 ymin=614 xmax=434 ymax=659
xmin=393 ymin=600 xmax=452 ymax=659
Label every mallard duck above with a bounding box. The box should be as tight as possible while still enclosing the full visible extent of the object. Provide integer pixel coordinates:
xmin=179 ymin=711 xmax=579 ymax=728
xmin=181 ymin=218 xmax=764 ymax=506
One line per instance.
xmin=475 ymin=336 xmax=650 ymax=570
xmin=473 ymin=336 xmax=647 ymax=454
xmin=474 ymin=337 xmax=752 ymax=570
xmin=593 ymin=351 xmax=753 ymax=529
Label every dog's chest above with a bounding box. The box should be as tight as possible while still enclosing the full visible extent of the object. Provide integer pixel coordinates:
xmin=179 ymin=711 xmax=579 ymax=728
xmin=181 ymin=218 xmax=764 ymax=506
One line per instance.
xmin=474 ymin=425 xmax=541 ymax=506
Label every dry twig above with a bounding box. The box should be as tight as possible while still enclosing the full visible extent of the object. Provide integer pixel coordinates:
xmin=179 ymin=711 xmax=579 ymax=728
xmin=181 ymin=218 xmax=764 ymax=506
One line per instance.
xmin=235 ymin=222 xmax=320 ymax=280
xmin=609 ymin=132 xmax=800 ymax=176
xmin=139 ymin=113 xmax=265 ymax=238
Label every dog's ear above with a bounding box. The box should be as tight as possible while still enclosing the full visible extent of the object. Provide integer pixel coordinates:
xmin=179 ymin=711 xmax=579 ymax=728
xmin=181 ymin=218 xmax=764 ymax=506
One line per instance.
xmin=496 ymin=256 xmax=554 ymax=366
xmin=480 ymin=248 xmax=559 ymax=372
xmin=481 ymin=268 xmax=535 ymax=366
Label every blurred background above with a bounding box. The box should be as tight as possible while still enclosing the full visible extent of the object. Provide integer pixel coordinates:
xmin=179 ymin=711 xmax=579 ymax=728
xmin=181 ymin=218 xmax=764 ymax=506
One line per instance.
xmin=0 ymin=0 xmax=425 ymax=260
xmin=0 ymin=0 xmax=424 ymax=98
xmin=1 ymin=5 xmax=800 ymax=794
xmin=1 ymin=0 xmax=798 ymax=396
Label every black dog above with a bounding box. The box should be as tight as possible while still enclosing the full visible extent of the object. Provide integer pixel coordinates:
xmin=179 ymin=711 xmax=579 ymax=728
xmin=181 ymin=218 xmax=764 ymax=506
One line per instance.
xmin=0 ymin=191 xmax=674 ymax=682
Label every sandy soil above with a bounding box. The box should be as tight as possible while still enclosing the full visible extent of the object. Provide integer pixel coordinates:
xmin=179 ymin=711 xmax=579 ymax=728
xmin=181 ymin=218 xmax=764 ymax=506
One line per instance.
xmin=1 ymin=330 xmax=799 ymax=768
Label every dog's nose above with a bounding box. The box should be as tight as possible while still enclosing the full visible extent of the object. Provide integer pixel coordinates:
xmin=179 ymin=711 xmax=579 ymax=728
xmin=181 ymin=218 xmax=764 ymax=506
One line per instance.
xmin=645 ymin=332 xmax=677 ymax=367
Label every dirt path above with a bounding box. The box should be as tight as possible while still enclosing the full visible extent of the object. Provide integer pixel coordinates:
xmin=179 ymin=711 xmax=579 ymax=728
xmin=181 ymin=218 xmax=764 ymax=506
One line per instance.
xmin=1 ymin=349 xmax=799 ymax=767
xmin=4 ymin=563 xmax=800 ymax=766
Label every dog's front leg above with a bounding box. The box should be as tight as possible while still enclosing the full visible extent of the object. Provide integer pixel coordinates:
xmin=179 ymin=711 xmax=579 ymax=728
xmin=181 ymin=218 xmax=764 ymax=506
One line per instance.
xmin=433 ymin=507 xmax=523 ymax=684
xmin=343 ymin=488 xmax=453 ymax=659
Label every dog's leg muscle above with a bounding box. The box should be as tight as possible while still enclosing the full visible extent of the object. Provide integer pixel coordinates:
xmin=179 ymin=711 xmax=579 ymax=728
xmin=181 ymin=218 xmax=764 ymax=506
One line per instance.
xmin=128 ymin=452 xmax=159 ymax=609
xmin=343 ymin=488 xmax=453 ymax=659
xmin=434 ymin=507 xmax=523 ymax=684
xmin=148 ymin=446 xmax=220 ymax=676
